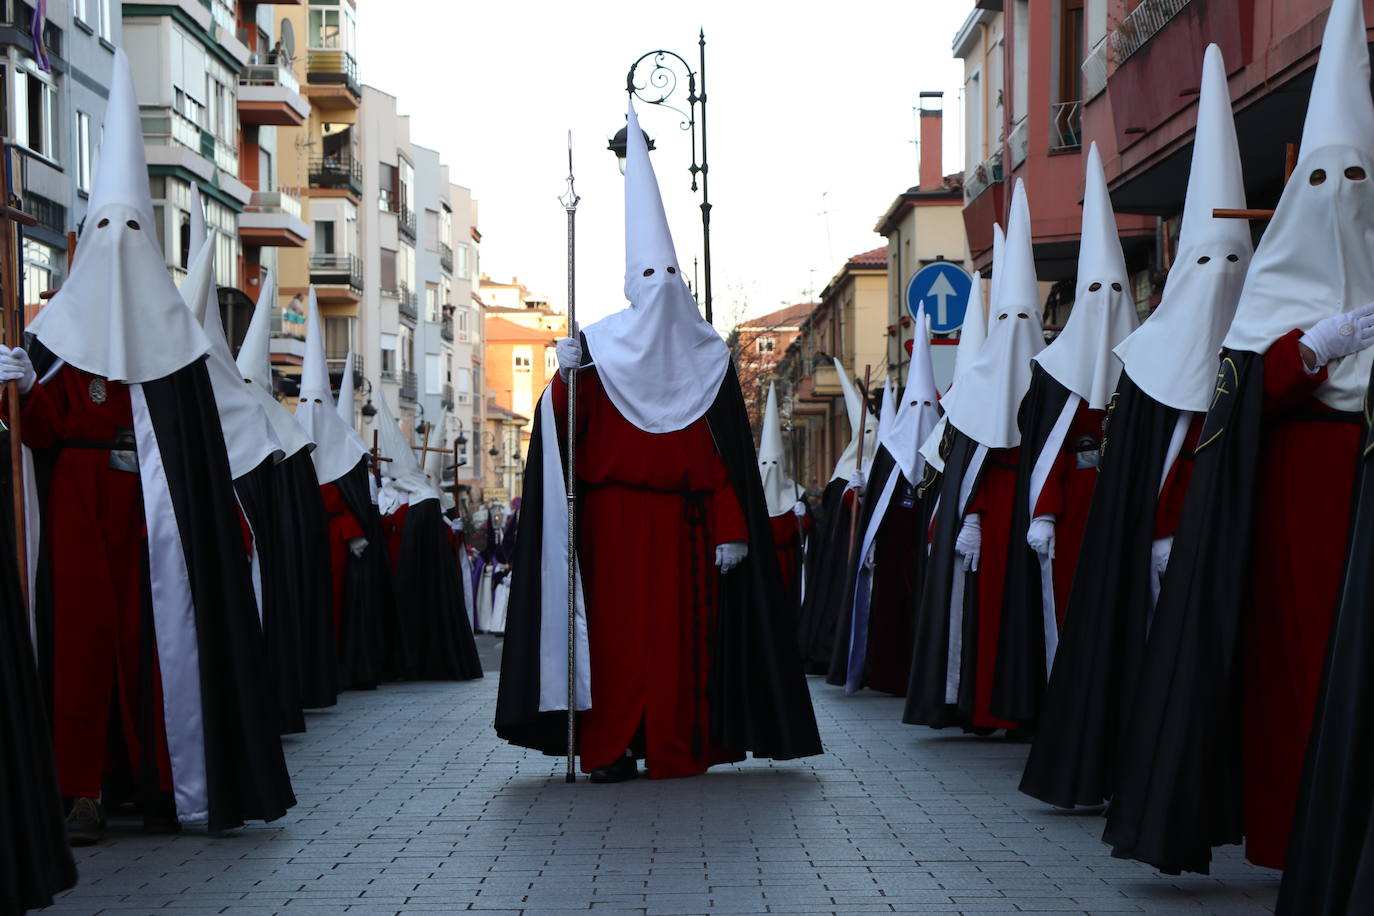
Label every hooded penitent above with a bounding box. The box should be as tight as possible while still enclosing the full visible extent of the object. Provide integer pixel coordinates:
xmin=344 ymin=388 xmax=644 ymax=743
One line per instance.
xmin=15 ymin=47 xmax=293 ymax=830
xmin=940 ymin=181 xmax=1046 ymax=449
xmin=1033 ymin=143 xmax=1138 ymax=410
xmin=375 ymin=393 xmax=439 ymax=504
xmin=1018 ymin=42 xmax=1251 ymax=814
xmin=830 ymin=358 xmax=880 ymax=481
xmin=580 ymin=102 xmax=729 ymax=434
xmin=922 ymin=265 xmax=990 ymax=474
xmin=1222 ymin=0 xmax=1374 ymax=412
xmin=1115 ymin=45 xmax=1252 ymax=412
xmin=236 ymin=272 xmax=315 ymax=459
xmin=884 ymin=305 xmax=941 ymax=487
xmin=295 ymin=289 xmax=368 ymax=484
xmin=758 ymin=382 xmax=800 ymax=518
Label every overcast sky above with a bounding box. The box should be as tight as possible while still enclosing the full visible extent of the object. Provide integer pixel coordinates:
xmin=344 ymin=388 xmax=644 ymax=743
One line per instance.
xmin=356 ymin=1 xmax=971 ymax=329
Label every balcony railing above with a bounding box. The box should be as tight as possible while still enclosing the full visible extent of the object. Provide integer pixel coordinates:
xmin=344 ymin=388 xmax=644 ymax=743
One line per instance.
xmin=397 ymin=284 xmax=418 ymax=321
xmin=24 ymin=193 xmax=65 ymax=236
xmin=141 ymin=108 xmax=237 ymax=174
xmin=1050 ymin=101 xmax=1083 ymax=153
xmin=442 ymin=383 xmax=454 ymax=410
xmin=309 ymin=155 xmax=364 ymax=197
xmin=239 ymin=61 xmax=301 ymax=96
xmin=1108 ymin=0 xmax=1194 ymax=66
xmin=440 ymin=315 xmax=455 ymax=341
xmin=438 ymin=242 xmax=453 ymax=274
xmin=398 ymin=206 xmax=416 ymax=240
xmin=306 ymin=51 xmax=361 ymax=97
xmin=1082 ymin=36 xmax=1109 ymax=101
xmin=963 ymin=150 xmax=1003 ymax=204
xmin=399 ymin=370 xmax=418 ymax=402
xmin=309 ymin=253 xmax=363 ymax=292
xmin=246 ymin=187 xmax=303 ymax=219
xmin=1009 ymin=117 xmax=1029 ymax=170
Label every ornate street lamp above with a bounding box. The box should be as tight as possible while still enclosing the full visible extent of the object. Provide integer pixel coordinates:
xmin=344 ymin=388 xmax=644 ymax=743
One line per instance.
xmin=611 ymin=30 xmax=713 ymax=325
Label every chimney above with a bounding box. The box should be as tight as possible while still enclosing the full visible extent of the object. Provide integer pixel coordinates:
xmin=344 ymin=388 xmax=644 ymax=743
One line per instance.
xmin=919 ymin=91 xmax=944 ymax=192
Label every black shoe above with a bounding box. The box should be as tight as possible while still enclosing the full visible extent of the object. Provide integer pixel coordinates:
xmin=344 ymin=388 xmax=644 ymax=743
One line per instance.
xmin=65 ymin=797 xmax=106 ymax=846
xmin=589 ymin=754 xmax=638 ymax=784
xmin=142 ymin=792 xmax=181 ymax=835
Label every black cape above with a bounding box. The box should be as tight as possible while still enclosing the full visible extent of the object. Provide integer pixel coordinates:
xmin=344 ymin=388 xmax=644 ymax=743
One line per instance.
xmin=796 ymin=477 xmax=851 ymax=674
xmin=235 ymin=460 xmax=308 ymax=735
xmin=825 ymin=447 xmax=896 ymax=687
xmin=334 ymin=460 xmax=406 ymax=685
xmin=495 ymin=363 xmax=822 ymax=763
xmin=1276 ymin=365 xmax=1374 ymax=914
xmin=991 ymin=366 xmax=1074 ymax=725
xmin=395 ymin=497 xmax=482 ymax=681
xmin=26 ymin=342 xmax=296 ymax=832
xmin=903 ymin=425 xmax=981 ymax=728
xmin=276 ymin=451 xmax=340 ymax=708
xmin=1020 ymin=372 xmax=1182 ymax=808
xmin=0 ymin=429 xmax=77 ymax=912
xmin=1103 ymin=350 xmax=1265 ymax=874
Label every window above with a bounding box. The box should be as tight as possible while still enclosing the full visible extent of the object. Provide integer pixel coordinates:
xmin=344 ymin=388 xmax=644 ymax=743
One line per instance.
xmin=513 ymin=348 xmax=532 ymax=371
xmin=73 ymin=0 xmax=88 ymax=24
xmin=14 ymin=66 xmax=57 ymax=160
xmin=324 ymin=316 xmax=353 ymax=360
xmin=378 ymin=163 xmax=397 ymax=212
xmin=97 ymin=0 xmax=113 ymax=41
xmin=309 ymin=3 xmax=355 ymax=53
xmin=315 ymin=220 xmax=336 ymax=254
xmin=756 ymin=336 xmax=775 ymax=354
xmin=23 ymin=239 xmax=59 ymax=314
xmin=380 ymin=248 xmax=397 ymax=292
xmin=380 ymin=332 xmax=397 ymax=378
xmin=425 ymin=283 xmax=439 ymax=322
xmin=454 ymin=242 xmax=470 ymax=280
xmin=454 ymin=367 xmax=471 ymax=393
xmin=441 ymin=276 xmax=452 ymax=308
xmin=456 ymin=306 xmax=469 ymax=333
xmin=544 ymin=347 xmax=558 ymax=375
xmin=76 ymin=112 xmax=93 ymax=193
xmin=439 ymin=205 xmax=452 ymax=249
xmin=425 ymin=354 xmax=442 ymax=394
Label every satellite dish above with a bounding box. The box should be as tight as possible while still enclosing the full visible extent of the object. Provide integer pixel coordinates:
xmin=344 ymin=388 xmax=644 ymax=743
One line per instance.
xmin=280 ymin=18 xmax=296 ymax=60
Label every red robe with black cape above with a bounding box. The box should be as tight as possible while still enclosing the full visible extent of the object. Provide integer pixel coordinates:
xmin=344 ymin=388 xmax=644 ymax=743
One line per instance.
xmin=1104 ymin=331 xmax=1361 ymax=874
xmin=495 ymin=361 xmax=821 ymax=774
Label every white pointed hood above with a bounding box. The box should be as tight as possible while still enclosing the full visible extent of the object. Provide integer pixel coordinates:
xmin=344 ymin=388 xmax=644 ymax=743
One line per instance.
xmin=294 ymin=288 xmax=367 ymax=483
xmin=758 ymin=382 xmax=800 ymax=516
xmin=581 ymin=100 xmax=730 ymax=433
xmin=335 ymin=349 xmax=370 ymax=454
xmin=951 ymin=265 xmax=990 ymax=388
xmin=941 ymin=180 xmax=1046 ymax=449
xmin=1116 ymin=44 xmax=1252 ymax=412
xmin=232 ymin=270 xmax=314 ymax=458
xmin=375 ymin=392 xmax=439 ymax=504
xmin=829 ymin=358 xmax=879 ymax=482
xmin=884 ymin=304 xmax=941 ymax=483
xmin=1034 ymin=143 xmax=1138 ymax=409
xmin=876 ymin=378 xmax=897 ymax=438
xmin=28 ymin=48 xmax=209 ymax=382
xmin=1223 ymin=0 xmax=1374 ymax=411
xmin=179 ymin=235 xmax=284 ymax=477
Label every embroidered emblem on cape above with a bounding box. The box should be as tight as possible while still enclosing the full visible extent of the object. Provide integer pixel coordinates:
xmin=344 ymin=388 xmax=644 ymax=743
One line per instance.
xmin=88 ymin=376 xmax=107 ymax=405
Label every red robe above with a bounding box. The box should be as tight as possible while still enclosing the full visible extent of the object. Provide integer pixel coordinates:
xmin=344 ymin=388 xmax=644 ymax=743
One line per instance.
xmin=382 ymin=503 xmax=408 ymax=569
xmin=964 ymin=447 xmax=1020 ymax=730
xmin=1242 ymin=330 xmax=1361 ymax=868
xmin=555 ymin=371 xmax=749 ymax=778
xmin=4 ymin=366 xmax=172 ymax=798
xmin=320 ymin=480 xmax=365 ymax=640
xmin=1032 ymin=402 xmax=1105 ymax=625
xmin=768 ymin=511 xmax=808 ymax=603
xmin=1153 ymin=414 xmax=1204 ymax=540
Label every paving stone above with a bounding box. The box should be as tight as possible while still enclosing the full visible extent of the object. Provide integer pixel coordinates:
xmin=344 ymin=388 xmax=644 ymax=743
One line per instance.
xmin=41 ymin=640 xmax=1275 ymax=915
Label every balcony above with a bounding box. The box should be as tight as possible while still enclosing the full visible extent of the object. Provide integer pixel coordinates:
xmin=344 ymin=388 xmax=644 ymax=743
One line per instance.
xmin=309 ymin=155 xmax=363 ymax=200
xmin=238 ymin=63 xmax=310 ymax=126
xmin=963 ymin=150 xmax=1003 ymax=204
xmin=442 ymin=384 xmax=455 ymax=410
xmin=1050 ymin=101 xmax=1082 ymax=153
xmin=400 ymin=370 xmax=418 ymax=402
xmin=1108 ymin=0 xmax=1194 ymax=66
xmin=439 ymin=242 xmax=453 ymax=274
xmin=1008 ymin=117 xmax=1029 ymax=170
xmin=309 ymin=254 xmax=363 ymax=305
xmin=397 ymin=206 xmax=416 ymax=241
xmin=397 ymin=284 xmax=418 ymax=322
xmin=305 ymin=51 xmax=361 ymax=109
xmin=1082 ymin=36 xmax=1109 ymax=102
xmin=441 ymin=315 xmax=455 ymax=341
xmin=240 ymin=188 xmax=311 ymax=248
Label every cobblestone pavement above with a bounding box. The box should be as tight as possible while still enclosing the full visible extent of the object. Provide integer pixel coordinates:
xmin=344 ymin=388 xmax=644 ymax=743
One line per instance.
xmin=46 ymin=636 xmax=1278 ymax=915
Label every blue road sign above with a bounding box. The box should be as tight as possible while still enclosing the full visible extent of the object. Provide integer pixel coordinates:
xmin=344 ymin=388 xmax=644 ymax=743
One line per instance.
xmin=906 ymin=261 xmax=973 ymax=334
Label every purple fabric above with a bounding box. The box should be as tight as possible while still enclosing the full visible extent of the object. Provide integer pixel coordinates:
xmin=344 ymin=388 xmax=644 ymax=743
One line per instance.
xmin=31 ymin=1 xmax=50 ymax=73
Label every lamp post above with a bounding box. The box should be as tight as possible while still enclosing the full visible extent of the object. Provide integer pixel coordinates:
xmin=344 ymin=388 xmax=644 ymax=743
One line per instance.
xmin=359 ymin=377 xmax=377 ymax=419
xmin=610 ymin=30 xmax=713 ymax=325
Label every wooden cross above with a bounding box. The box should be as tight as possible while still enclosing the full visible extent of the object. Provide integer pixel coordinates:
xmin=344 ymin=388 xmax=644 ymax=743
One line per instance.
xmin=0 ymin=144 xmax=39 ymax=613
xmin=368 ymin=428 xmax=392 ymax=486
xmin=1213 ymin=143 xmax=1297 ymax=223
xmin=443 ymin=439 xmax=465 ymax=493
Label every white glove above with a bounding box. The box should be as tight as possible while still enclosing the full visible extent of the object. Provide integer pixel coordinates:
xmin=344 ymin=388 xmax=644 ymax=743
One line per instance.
xmin=847 ymin=468 xmax=865 ymax=493
xmin=862 ymin=542 xmax=877 ymax=570
xmin=348 ymin=537 xmax=368 ymax=558
xmin=955 ymin=514 xmax=982 ymax=572
xmin=1027 ymin=515 xmax=1056 ymax=559
xmin=0 ymin=346 xmax=36 ymax=395
xmin=1151 ymin=535 xmax=1173 ymax=576
xmin=1299 ymin=302 xmax=1374 ymax=369
xmin=555 ymin=337 xmax=582 ymax=378
xmin=792 ymin=500 xmax=807 ymax=518
xmin=715 ymin=541 xmax=748 ymax=573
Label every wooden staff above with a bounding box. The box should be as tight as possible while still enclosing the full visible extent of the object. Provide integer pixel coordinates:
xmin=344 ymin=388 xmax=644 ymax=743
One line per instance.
xmin=1213 ymin=144 xmax=1298 ymax=223
xmin=1 ymin=144 xmax=37 ymax=614
xmin=844 ymin=364 xmax=873 ymax=569
xmin=369 ymin=429 xmax=392 ymax=487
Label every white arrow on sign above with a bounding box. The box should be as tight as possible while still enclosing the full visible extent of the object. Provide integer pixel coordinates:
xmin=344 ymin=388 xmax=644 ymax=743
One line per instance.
xmin=926 ymin=271 xmax=958 ymax=326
